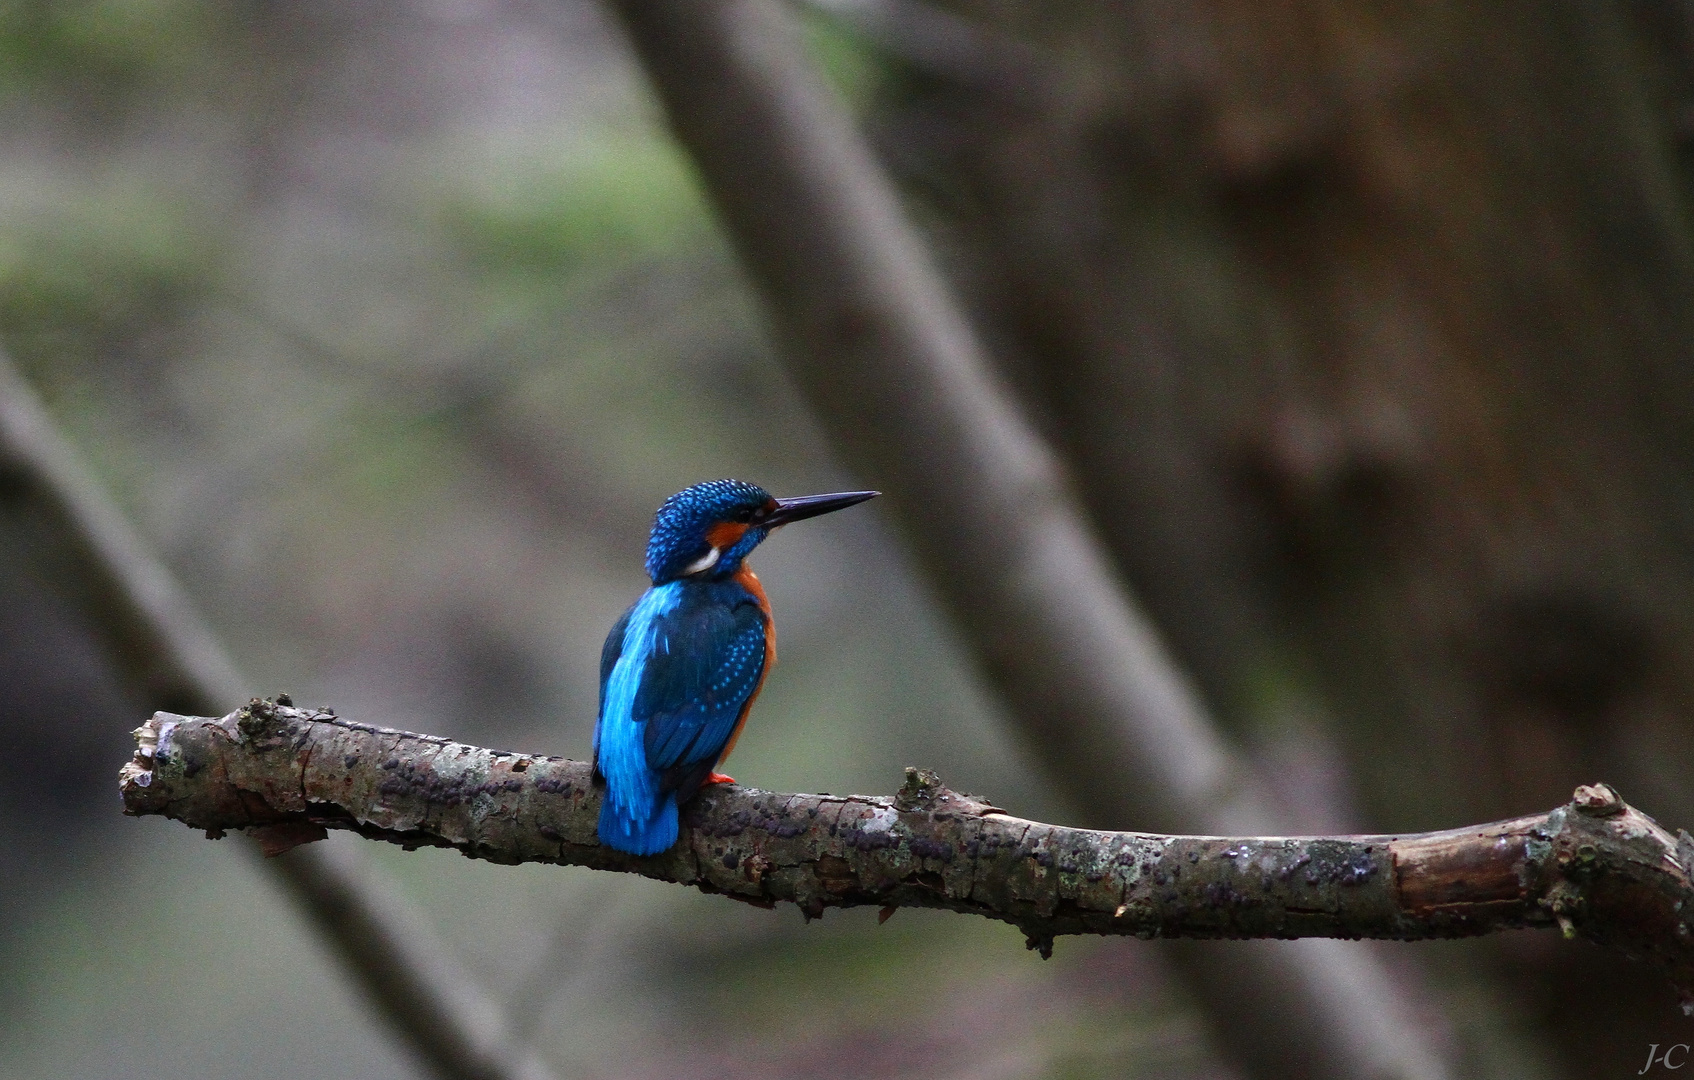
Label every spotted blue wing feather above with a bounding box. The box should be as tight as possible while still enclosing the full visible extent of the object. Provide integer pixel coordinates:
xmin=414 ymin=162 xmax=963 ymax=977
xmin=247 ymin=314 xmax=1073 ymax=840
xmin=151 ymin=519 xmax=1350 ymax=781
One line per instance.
xmin=594 ymin=580 xmax=768 ymax=854
xmin=639 ymin=601 xmax=767 ymax=798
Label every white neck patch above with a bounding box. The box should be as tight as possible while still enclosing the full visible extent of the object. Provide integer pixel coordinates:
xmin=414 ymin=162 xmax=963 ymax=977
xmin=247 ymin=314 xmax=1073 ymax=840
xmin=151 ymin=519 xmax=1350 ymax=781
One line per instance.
xmin=681 ymin=547 xmax=721 ymax=576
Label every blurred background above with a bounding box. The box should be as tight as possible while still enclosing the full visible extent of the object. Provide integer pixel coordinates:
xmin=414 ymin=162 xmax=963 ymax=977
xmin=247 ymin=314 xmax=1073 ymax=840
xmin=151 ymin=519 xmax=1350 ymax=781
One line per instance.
xmin=2 ymin=1 xmax=1693 ymax=1078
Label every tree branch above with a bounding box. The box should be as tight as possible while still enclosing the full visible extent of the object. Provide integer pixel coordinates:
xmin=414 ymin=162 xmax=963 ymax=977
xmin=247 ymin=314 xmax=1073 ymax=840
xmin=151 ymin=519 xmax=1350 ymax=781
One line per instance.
xmin=122 ymin=701 xmax=1694 ymax=1003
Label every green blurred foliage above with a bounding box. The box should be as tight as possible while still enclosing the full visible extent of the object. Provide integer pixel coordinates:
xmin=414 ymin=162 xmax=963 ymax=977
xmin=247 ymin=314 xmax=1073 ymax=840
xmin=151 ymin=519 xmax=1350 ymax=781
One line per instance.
xmin=798 ymin=7 xmax=886 ymax=110
xmin=0 ymin=188 xmax=220 ymax=381
xmin=0 ymin=0 xmax=225 ymax=99
xmin=442 ymin=138 xmax=716 ymax=276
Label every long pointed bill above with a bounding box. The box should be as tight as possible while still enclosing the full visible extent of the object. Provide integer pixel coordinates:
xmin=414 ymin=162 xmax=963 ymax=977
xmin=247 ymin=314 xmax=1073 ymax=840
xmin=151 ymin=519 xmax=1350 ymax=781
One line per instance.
xmin=763 ymin=489 xmax=879 ymax=527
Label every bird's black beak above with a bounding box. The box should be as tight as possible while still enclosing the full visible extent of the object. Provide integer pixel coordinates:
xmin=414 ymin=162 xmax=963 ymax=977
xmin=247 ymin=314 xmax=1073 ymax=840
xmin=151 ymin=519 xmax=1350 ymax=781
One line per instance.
xmin=762 ymin=489 xmax=879 ymax=528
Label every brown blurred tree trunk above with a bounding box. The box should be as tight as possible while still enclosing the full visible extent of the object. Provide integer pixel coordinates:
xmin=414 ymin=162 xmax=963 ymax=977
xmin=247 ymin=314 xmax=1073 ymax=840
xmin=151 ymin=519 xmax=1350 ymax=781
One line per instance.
xmin=879 ymin=0 xmax=1694 ymax=1073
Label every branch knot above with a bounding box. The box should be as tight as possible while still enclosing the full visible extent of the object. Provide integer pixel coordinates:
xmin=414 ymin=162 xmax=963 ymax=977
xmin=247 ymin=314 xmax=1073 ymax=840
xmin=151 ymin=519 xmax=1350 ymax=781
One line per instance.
xmin=894 ymin=766 xmax=1003 ymax=817
xmin=1572 ymin=783 xmax=1625 ymax=817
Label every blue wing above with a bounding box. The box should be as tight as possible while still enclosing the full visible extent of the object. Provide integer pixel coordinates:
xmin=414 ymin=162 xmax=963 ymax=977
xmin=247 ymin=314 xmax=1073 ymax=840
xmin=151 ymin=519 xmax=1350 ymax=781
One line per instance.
xmin=636 ymin=591 xmax=768 ymax=800
xmin=594 ymin=581 xmax=768 ymax=854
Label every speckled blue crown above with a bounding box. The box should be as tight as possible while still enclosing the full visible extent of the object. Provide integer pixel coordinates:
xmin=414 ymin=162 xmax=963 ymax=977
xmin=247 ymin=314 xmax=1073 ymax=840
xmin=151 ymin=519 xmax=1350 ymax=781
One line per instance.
xmin=645 ymin=479 xmax=772 ymax=582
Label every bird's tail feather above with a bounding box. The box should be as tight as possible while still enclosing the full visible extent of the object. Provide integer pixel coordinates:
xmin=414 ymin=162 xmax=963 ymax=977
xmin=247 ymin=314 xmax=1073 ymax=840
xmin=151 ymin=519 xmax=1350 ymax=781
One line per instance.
xmin=598 ymin=793 xmax=679 ymax=855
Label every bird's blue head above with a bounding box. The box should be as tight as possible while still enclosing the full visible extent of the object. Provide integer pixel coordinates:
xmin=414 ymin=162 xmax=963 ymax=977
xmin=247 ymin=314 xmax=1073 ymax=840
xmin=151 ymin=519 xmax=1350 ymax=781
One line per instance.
xmin=645 ymin=479 xmax=879 ymax=584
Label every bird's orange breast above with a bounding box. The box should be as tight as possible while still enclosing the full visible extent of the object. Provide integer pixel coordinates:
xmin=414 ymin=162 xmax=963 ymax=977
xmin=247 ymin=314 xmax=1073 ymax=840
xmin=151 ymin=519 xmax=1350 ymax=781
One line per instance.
xmin=716 ymin=562 xmax=774 ymax=766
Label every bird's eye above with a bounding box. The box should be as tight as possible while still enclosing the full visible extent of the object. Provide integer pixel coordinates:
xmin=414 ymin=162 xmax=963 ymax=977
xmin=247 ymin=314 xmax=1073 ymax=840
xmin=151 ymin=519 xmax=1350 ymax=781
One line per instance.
xmin=735 ymin=506 xmax=759 ymax=523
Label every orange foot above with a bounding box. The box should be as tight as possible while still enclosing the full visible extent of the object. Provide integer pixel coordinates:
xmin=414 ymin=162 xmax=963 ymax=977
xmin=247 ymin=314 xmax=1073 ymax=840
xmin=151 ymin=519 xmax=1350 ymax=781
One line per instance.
xmin=704 ymin=772 xmax=737 ymax=786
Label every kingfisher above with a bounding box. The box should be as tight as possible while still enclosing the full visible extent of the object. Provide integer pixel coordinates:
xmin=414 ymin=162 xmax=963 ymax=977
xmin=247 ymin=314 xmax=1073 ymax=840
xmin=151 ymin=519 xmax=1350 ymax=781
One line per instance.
xmin=593 ymin=479 xmax=878 ymax=855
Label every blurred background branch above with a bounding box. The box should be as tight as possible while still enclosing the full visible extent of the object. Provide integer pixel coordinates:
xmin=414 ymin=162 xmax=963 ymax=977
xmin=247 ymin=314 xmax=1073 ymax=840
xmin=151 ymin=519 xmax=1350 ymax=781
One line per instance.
xmin=0 ymin=351 xmax=561 ymax=1080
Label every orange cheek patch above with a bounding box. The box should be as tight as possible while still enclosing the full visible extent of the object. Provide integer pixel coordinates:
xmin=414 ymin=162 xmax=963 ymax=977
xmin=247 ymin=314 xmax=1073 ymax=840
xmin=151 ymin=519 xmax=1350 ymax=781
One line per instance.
xmin=705 ymin=521 xmax=749 ymax=549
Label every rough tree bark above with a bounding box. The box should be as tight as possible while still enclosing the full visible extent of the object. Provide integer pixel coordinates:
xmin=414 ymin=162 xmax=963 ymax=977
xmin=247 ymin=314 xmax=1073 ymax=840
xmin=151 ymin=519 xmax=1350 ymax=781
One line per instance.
xmin=120 ymin=701 xmax=1694 ymax=1004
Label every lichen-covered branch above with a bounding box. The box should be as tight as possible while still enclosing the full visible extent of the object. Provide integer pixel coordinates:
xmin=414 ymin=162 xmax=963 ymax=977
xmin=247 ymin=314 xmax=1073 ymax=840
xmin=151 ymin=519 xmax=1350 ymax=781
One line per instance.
xmin=123 ymin=702 xmax=1694 ymax=1001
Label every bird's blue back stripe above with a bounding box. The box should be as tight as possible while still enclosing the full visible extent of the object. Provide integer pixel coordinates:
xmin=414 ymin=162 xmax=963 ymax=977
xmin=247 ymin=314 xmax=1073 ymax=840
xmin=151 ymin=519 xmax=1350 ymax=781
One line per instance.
xmin=598 ymin=582 xmax=684 ymax=820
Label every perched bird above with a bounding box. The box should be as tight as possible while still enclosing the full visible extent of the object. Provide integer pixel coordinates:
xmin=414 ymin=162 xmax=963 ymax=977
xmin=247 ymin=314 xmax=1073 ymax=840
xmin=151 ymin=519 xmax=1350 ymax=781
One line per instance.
xmin=594 ymin=479 xmax=878 ymax=855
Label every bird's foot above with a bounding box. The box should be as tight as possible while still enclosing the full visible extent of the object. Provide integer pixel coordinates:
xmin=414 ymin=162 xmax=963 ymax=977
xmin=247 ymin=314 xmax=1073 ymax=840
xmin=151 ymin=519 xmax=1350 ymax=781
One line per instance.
xmin=704 ymin=772 xmax=736 ymax=786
